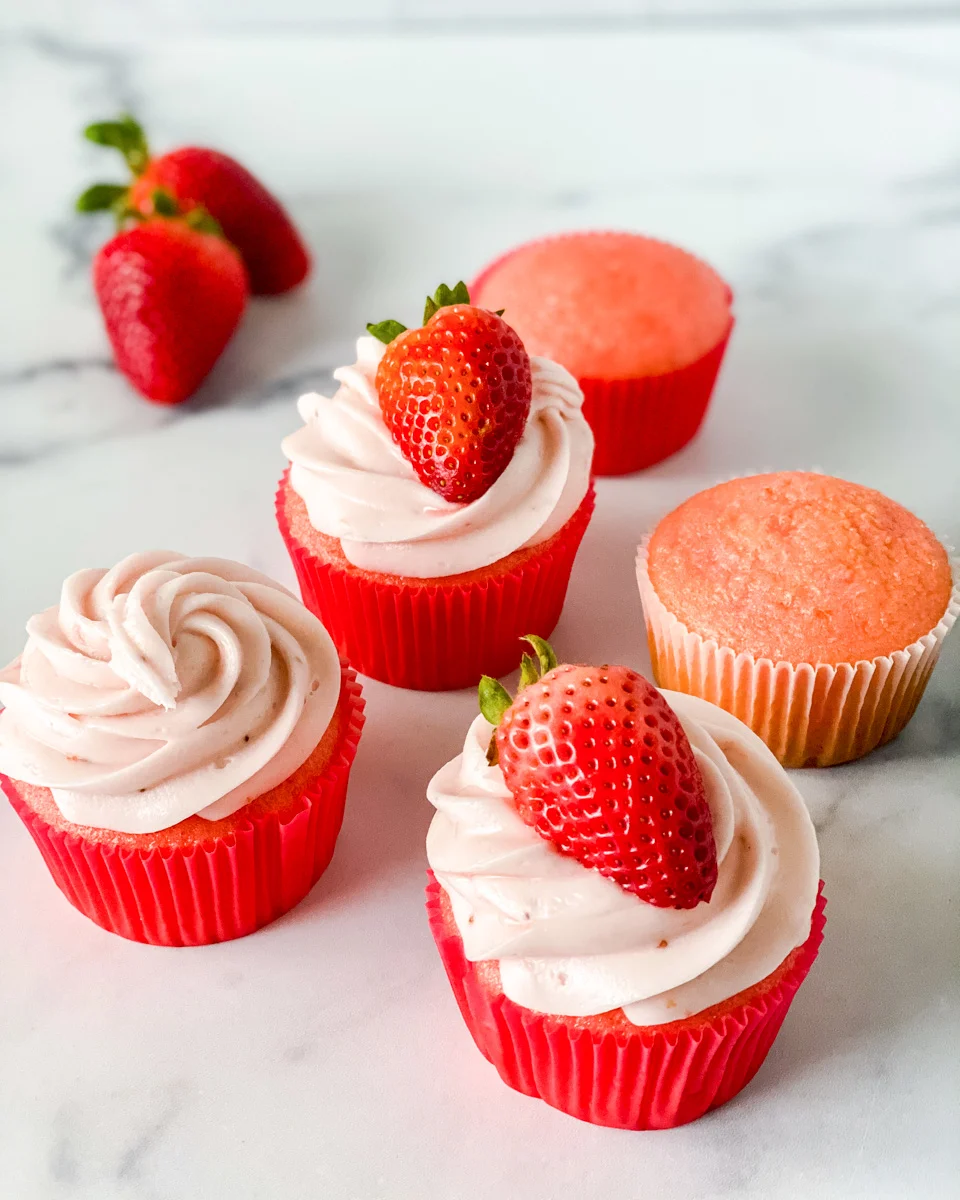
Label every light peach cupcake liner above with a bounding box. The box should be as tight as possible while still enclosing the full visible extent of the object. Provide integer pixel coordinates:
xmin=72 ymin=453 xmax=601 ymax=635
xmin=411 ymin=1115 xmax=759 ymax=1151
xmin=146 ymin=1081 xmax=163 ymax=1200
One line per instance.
xmin=636 ymin=540 xmax=959 ymax=768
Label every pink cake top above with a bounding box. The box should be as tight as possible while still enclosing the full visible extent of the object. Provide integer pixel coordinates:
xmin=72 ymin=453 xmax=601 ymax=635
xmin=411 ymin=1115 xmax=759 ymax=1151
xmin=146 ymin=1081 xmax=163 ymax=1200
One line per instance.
xmin=647 ymin=472 xmax=952 ymax=666
xmin=472 ymin=232 xmax=732 ymax=380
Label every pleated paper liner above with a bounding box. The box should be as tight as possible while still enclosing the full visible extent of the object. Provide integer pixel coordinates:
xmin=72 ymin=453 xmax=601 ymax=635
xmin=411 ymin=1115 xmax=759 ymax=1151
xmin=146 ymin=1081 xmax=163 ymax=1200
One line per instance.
xmin=3 ymin=665 xmax=364 ymax=947
xmin=426 ymin=872 xmax=826 ymax=1131
xmin=637 ymin=541 xmax=960 ymax=768
xmin=580 ymin=327 xmax=732 ymax=476
xmin=470 ymin=234 xmax=734 ymax=477
xmin=276 ymin=471 xmax=596 ymax=691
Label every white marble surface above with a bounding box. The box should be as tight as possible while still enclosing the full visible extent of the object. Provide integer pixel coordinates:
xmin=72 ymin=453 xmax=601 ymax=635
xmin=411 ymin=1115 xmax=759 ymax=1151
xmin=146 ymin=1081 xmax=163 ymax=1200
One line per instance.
xmin=1 ymin=18 xmax=959 ymax=1200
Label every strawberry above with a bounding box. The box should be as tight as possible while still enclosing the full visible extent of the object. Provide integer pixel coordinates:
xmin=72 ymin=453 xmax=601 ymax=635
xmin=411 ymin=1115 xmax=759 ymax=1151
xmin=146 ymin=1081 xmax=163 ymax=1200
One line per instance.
xmin=480 ymin=637 xmax=717 ymax=909
xmin=78 ymin=115 xmax=310 ymax=294
xmin=93 ymin=217 xmax=248 ymax=405
xmin=367 ymin=282 xmax=532 ymax=504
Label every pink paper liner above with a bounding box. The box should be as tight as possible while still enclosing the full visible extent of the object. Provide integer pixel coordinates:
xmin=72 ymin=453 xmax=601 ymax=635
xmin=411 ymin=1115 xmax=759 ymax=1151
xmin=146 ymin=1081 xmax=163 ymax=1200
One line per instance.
xmin=471 ymin=234 xmax=734 ymax=477
xmin=637 ymin=540 xmax=960 ymax=767
xmin=276 ymin=472 xmax=595 ymax=691
xmin=3 ymin=665 xmax=364 ymax=947
xmin=426 ymin=872 xmax=826 ymax=1130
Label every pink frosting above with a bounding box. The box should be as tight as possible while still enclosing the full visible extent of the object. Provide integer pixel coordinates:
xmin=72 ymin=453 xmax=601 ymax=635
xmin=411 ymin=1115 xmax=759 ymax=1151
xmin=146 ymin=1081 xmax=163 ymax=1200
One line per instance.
xmin=0 ymin=553 xmax=341 ymax=834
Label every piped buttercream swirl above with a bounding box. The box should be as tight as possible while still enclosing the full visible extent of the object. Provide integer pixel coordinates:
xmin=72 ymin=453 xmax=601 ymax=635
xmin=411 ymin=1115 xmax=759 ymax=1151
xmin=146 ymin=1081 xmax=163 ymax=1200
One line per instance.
xmin=426 ymin=692 xmax=819 ymax=1026
xmin=281 ymin=336 xmax=594 ymax=578
xmin=0 ymin=553 xmax=341 ymax=834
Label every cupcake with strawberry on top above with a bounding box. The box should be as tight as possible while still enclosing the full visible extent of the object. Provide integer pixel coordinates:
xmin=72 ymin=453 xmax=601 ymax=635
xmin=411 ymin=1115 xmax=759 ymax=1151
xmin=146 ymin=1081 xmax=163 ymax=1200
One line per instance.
xmin=0 ymin=553 xmax=363 ymax=946
xmin=278 ymin=283 xmax=595 ymax=691
xmin=426 ymin=637 xmax=824 ymax=1129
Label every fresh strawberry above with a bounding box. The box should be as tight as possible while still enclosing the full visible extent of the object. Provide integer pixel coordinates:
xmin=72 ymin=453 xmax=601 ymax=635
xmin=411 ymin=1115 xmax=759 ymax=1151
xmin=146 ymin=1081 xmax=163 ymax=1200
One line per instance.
xmin=78 ymin=115 xmax=310 ymax=294
xmin=367 ymin=282 xmax=532 ymax=503
xmin=93 ymin=217 xmax=248 ymax=404
xmin=480 ymin=637 xmax=717 ymax=909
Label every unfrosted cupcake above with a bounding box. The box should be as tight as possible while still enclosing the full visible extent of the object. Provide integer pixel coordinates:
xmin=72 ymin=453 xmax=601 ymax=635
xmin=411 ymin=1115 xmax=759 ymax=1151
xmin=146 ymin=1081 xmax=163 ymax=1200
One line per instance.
xmin=638 ymin=472 xmax=958 ymax=767
xmin=426 ymin=640 xmax=824 ymax=1130
xmin=0 ymin=552 xmax=364 ymax=945
xmin=278 ymin=283 xmax=595 ymax=691
xmin=471 ymin=232 xmax=733 ymax=476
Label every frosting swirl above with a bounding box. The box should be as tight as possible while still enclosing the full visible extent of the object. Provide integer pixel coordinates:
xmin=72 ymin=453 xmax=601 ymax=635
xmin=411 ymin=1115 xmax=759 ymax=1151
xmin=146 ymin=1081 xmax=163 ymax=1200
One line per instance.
xmin=0 ymin=553 xmax=341 ymax=834
xmin=281 ymin=336 xmax=594 ymax=578
xmin=426 ymin=691 xmax=819 ymax=1026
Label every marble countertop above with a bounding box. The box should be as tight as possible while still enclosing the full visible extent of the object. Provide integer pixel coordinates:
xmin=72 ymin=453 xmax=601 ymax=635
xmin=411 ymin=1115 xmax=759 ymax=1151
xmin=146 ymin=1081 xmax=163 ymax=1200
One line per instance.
xmin=2 ymin=17 xmax=959 ymax=1200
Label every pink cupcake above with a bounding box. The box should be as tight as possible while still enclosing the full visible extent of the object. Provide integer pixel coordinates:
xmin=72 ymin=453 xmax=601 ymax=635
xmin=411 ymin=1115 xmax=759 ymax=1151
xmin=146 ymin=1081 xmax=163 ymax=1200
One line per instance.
xmin=637 ymin=472 xmax=958 ymax=766
xmin=472 ymin=232 xmax=733 ymax=476
xmin=425 ymin=640 xmax=824 ymax=1129
xmin=278 ymin=284 xmax=595 ymax=691
xmin=0 ymin=552 xmax=364 ymax=945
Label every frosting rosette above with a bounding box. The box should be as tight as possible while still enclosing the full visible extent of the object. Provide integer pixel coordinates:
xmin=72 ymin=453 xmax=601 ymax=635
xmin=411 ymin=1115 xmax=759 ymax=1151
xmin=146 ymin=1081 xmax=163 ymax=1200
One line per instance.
xmin=0 ymin=552 xmax=341 ymax=834
xmin=427 ymin=690 xmax=819 ymax=1026
xmin=280 ymin=336 xmax=594 ymax=578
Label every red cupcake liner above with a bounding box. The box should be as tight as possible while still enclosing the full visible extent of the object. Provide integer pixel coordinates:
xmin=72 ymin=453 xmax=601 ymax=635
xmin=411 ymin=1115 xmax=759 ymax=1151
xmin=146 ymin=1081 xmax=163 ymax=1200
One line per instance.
xmin=276 ymin=473 xmax=595 ymax=691
xmin=471 ymin=236 xmax=733 ymax=477
xmin=3 ymin=666 xmax=364 ymax=947
xmin=426 ymin=872 xmax=826 ymax=1130
xmin=580 ymin=326 xmax=732 ymax=476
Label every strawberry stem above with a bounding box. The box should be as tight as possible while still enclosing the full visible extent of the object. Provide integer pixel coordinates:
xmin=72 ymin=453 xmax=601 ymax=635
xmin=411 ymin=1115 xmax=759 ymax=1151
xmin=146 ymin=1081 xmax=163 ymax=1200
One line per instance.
xmin=522 ymin=634 xmax=558 ymax=676
xmin=478 ymin=635 xmax=559 ymax=765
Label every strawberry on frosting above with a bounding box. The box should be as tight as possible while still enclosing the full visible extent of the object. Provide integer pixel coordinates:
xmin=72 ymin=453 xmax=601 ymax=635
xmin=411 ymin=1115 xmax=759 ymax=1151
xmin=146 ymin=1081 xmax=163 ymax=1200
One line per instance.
xmin=427 ymin=637 xmax=820 ymax=1026
xmin=281 ymin=287 xmax=594 ymax=580
xmin=479 ymin=637 xmax=717 ymax=909
xmin=367 ymin=282 xmax=532 ymax=503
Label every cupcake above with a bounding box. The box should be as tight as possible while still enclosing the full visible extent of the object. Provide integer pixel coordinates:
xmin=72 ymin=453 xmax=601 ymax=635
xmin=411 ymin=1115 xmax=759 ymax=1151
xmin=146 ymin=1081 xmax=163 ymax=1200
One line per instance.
xmin=638 ymin=472 xmax=958 ymax=768
xmin=278 ymin=282 xmax=595 ymax=691
xmin=0 ymin=552 xmax=364 ymax=946
xmin=425 ymin=638 xmax=824 ymax=1130
xmin=471 ymin=232 xmax=733 ymax=476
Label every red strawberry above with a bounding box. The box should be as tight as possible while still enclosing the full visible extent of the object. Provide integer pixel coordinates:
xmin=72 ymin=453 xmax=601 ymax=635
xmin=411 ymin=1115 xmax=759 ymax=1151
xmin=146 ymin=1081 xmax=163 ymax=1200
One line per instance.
xmin=480 ymin=638 xmax=717 ymax=909
xmin=78 ymin=116 xmax=310 ymax=295
xmin=367 ymin=282 xmax=532 ymax=504
xmin=93 ymin=218 xmax=248 ymax=405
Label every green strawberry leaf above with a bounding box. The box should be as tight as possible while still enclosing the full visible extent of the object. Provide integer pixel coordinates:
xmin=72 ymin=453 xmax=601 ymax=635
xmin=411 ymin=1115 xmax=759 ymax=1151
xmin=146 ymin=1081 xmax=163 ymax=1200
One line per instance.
xmin=75 ymin=182 xmax=129 ymax=213
xmin=151 ymin=188 xmax=180 ymax=217
xmin=522 ymin=635 xmax=558 ymax=677
xmin=184 ymin=206 xmax=224 ymax=237
xmin=478 ymin=675 xmax=513 ymax=728
xmin=366 ymin=319 xmax=408 ymax=344
xmin=519 ymin=653 xmax=540 ymax=691
xmin=84 ymin=114 xmax=150 ymax=175
xmin=423 ymin=280 xmax=471 ymax=324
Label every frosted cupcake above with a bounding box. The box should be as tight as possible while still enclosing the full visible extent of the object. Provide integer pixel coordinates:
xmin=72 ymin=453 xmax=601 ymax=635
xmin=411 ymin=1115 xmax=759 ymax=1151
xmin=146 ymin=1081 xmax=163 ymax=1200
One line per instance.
xmin=471 ymin=232 xmax=733 ymax=476
xmin=0 ymin=552 xmax=364 ymax=945
xmin=278 ymin=283 xmax=595 ymax=691
xmin=638 ymin=472 xmax=958 ymax=767
xmin=426 ymin=639 xmax=824 ymax=1130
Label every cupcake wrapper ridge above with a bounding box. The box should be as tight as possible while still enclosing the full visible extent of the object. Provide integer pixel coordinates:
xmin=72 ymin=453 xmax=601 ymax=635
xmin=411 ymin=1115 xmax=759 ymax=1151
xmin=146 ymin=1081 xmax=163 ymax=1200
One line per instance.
xmin=426 ymin=872 xmax=826 ymax=1130
xmin=277 ymin=474 xmax=595 ymax=691
xmin=580 ymin=327 xmax=732 ymax=476
xmin=471 ymin=234 xmax=733 ymax=478
xmin=637 ymin=541 xmax=960 ymax=768
xmin=3 ymin=665 xmax=364 ymax=947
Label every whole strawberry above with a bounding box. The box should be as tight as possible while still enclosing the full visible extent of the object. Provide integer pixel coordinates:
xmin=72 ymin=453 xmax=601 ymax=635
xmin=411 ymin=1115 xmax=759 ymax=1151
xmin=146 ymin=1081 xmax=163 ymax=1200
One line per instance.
xmin=480 ymin=637 xmax=718 ymax=909
xmin=367 ymin=282 xmax=532 ymax=504
xmin=93 ymin=217 xmax=248 ymax=404
xmin=78 ymin=115 xmax=310 ymax=294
